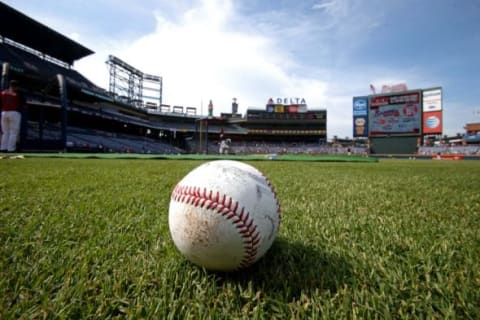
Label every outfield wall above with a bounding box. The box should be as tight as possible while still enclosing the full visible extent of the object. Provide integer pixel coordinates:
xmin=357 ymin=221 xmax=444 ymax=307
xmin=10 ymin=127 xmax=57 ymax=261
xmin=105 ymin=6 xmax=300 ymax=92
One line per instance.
xmin=370 ymin=136 xmax=418 ymax=154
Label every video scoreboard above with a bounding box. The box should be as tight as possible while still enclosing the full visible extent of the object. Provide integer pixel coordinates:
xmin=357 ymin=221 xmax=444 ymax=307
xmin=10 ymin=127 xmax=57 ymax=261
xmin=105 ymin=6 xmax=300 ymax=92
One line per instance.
xmin=353 ymin=87 xmax=443 ymax=137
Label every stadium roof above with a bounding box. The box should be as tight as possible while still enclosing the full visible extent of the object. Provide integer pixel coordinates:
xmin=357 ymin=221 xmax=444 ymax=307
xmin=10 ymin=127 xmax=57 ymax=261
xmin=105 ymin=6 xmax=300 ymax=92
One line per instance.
xmin=0 ymin=2 xmax=94 ymax=65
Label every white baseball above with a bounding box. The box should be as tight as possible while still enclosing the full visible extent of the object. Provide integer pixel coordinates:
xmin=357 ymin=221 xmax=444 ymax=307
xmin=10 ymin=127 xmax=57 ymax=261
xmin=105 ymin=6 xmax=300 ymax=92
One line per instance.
xmin=168 ymin=160 xmax=281 ymax=271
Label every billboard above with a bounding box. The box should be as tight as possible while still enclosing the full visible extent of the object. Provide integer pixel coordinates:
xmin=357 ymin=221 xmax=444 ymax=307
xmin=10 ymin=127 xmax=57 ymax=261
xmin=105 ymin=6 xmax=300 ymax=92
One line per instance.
xmin=353 ymin=97 xmax=368 ymax=137
xmin=422 ymin=88 xmax=442 ymax=112
xmin=266 ymin=98 xmax=305 ymax=113
xmin=423 ymin=111 xmax=443 ymax=134
xmin=354 ymin=116 xmax=368 ymax=137
xmin=369 ymin=91 xmax=421 ymax=136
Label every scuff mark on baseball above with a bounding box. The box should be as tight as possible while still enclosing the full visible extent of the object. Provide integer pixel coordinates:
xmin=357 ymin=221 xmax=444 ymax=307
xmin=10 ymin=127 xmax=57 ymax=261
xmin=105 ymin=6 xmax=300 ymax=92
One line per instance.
xmin=168 ymin=160 xmax=281 ymax=271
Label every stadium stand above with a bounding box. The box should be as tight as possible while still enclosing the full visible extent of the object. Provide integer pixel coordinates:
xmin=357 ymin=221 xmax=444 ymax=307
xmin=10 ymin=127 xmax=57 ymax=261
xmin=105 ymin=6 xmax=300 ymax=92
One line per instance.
xmin=201 ymin=140 xmax=368 ymax=155
xmin=6 ymin=2 xmax=442 ymax=157
xmin=1 ymin=3 xmax=339 ymax=155
xmin=66 ymin=126 xmax=182 ymax=154
xmin=417 ymin=145 xmax=480 ymax=156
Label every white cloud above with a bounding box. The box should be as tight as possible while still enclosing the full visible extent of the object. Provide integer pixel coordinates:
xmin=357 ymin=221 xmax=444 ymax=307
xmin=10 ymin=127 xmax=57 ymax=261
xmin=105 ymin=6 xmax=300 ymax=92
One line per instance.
xmin=312 ymin=0 xmax=348 ymax=17
xmin=75 ymin=0 xmax=332 ymax=121
xmin=71 ymin=0 xmax=467 ymax=139
xmin=72 ymin=0 xmax=381 ymax=139
xmin=68 ymin=32 xmax=80 ymax=42
xmin=4 ymin=0 xmax=475 ymax=139
xmin=312 ymin=1 xmax=334 ymax=11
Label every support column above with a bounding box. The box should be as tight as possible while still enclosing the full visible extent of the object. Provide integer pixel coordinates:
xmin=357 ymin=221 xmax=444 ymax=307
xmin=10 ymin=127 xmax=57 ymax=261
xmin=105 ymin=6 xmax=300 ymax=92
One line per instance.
xmin=1 ymin=62 xmax=9 ymax=90
xmin=57 ymin=74 xmax=68 ymax=150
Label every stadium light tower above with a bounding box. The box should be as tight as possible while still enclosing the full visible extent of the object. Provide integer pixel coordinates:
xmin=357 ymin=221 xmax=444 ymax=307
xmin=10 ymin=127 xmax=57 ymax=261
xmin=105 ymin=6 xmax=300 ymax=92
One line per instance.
xmin=106 ymin=55 xmax=162 ymax=109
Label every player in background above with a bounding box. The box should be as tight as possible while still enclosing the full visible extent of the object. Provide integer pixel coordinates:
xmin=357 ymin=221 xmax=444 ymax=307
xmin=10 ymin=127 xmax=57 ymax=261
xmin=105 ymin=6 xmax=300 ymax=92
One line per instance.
xmin=0 ymin=80 xmax=26 ymax=152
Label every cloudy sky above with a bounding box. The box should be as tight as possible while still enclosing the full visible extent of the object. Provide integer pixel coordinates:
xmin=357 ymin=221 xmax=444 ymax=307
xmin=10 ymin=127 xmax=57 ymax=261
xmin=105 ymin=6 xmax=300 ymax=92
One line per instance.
xmin=4 ymin=0 xmax=480 ymax=138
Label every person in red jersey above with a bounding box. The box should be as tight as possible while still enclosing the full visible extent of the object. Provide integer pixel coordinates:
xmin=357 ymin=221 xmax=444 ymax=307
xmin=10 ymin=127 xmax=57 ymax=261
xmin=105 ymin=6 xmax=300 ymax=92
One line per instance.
xmin=1 ymin=80 xmax=26 ymax=152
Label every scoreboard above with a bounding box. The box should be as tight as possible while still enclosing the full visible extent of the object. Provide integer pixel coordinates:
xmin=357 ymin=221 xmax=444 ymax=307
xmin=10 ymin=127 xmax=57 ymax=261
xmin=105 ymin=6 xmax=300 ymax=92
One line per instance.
xmin=369 ymin=91 xmax=421 ymax=136
xmin=353 ymin=87 xmax=443 ymax=138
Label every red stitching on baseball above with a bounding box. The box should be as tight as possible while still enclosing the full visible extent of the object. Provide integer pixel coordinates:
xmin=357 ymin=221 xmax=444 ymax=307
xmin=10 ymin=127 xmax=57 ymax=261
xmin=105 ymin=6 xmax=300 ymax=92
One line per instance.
xmin=172 ymin=184 xmax=260 ymax=269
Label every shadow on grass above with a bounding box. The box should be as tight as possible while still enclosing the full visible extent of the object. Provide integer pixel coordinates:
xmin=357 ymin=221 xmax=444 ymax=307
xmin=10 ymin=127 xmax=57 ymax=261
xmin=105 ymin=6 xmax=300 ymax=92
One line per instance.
xmin=218 ymin=236 xmax=353 ymax=299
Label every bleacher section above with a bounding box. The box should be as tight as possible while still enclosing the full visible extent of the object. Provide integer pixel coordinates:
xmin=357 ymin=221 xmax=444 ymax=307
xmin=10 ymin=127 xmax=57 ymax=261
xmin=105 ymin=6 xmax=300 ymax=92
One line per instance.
xmin=66 ymin=127 xmax=183 ymax=154
xmin=190 ymin=140 xmax=369 ymax=155
xmin=26 ymin=121 xmax=62 ymax=141
xmin=418 ymin=145 xmax=480 ymax=156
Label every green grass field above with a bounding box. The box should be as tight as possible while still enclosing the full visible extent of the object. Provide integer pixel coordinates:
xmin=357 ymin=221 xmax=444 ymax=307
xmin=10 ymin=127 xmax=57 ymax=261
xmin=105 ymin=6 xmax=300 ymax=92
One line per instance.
xmin=1 ymin=158 xmax=479 ymax=319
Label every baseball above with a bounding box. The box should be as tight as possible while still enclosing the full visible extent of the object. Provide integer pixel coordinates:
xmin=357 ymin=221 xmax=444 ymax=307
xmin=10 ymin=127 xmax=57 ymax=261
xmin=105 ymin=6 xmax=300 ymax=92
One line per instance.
xmin=168 ymin=160 xmax=281 ymax=271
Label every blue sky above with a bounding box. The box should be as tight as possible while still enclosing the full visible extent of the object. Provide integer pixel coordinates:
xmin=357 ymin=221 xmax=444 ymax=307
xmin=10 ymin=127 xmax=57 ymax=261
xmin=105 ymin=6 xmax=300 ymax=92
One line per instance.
xmin=4 ymin=0 xmax=480 ymax=138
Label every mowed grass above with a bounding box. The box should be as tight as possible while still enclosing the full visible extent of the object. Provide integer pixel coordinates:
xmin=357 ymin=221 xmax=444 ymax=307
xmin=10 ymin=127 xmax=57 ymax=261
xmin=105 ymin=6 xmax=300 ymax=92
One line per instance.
xmin=1 ymin=158 xmax=479 ymax=319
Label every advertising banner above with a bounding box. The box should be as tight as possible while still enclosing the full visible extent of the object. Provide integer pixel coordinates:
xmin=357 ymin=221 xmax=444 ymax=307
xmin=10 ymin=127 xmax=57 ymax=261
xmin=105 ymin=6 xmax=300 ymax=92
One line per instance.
xmin=353 ymin=97 xmax=368 ymax=137
xmin=422 ymin=88 xmax=442 ymax=112
xmin=369 ymin=91 xmax=421 ymax=135
xmin=353 ymin=97 xmax=368 ymax=116
xmin=298 ymin=105 xmax=307 ymax=113
xmin=287 ymin=105 xmax=298 ymax=113
xmin=423 ymin=110 xmax=443 ymax=134
xmin=353 ymin=115 xmax=368 ymax=137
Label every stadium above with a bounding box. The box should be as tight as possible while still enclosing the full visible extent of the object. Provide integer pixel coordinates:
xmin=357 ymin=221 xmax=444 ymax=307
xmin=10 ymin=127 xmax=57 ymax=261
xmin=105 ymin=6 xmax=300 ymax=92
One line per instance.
xmin=2 ymin=2 xmax=479 ymax=159
xmin=1 ymin=3 xmax=479 ymax=319
xmin=0 ymin=2 xmax=335 ymax=158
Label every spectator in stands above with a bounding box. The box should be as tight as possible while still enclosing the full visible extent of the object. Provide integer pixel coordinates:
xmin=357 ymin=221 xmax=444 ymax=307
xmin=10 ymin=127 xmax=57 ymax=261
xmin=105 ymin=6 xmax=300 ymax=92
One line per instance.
xmin=0 ymin=80 xmax=26 ymax=152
